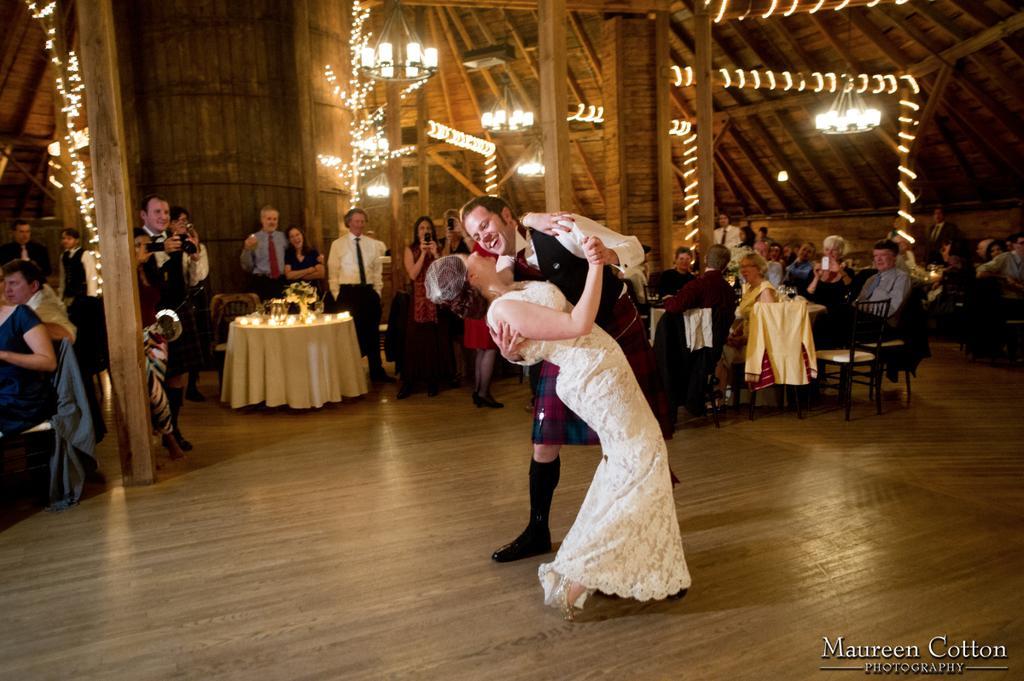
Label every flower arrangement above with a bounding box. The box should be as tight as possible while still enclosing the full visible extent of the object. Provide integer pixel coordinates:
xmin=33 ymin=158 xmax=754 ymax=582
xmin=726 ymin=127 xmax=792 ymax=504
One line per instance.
xmin=283 ymin=281 xmax=318 ymax=315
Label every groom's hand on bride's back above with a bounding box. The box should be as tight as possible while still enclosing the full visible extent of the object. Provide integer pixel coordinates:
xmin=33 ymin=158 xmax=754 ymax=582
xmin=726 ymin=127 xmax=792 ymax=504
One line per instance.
xmin=491 ymin=320 xmax=525 ymax=362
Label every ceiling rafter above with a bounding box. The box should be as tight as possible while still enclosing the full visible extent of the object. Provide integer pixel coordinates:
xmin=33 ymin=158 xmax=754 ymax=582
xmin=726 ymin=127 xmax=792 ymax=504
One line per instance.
xmin=942 ymin=103 xmax=1024 ymax=183
xmin=932 ymin=114 xmax=983 ymax=202
xmin=717 ymin=146 xmax=769 ymax=215
xmin=946 ymin=0 xmax=1024 ymax=68
xmin=568 ymin=12 xmax=602 ymax=88
xmin=711 ymin=153 xmax=750 ymax=215
xmin=464 ymin=7 xmax=535 ymax=111
xmin=727 ymin=126 xmax=794 ymax=213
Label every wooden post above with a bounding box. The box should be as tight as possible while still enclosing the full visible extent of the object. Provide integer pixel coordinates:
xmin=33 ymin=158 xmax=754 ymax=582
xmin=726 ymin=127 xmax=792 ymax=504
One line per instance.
xmin=293 ymin=0 xmax=322 ymax=248
xmin=694 ymin=4 xmax=716 ymax=266
xmin=77 ymin=0 xmax=156 ymax=485
xmin=386 ymin=81 xmax=404 ymax=297
xmin=655 ymin=10 xmax=673 ymax=269
xmin=538 ymin=0 xmax=572 ymax=212
xmin=417 ymin=7 xmax=430 ymax=215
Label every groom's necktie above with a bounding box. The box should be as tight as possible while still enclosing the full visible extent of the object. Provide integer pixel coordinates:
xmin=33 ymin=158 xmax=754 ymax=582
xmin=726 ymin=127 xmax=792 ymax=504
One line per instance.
xmin=514 ymin=250 xmax=544 ymax=281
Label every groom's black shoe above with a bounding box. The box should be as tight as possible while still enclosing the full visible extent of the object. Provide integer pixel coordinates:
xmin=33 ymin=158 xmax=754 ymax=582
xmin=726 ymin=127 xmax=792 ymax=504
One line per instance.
xmin=491 ymin=524 xmax=551 ymax=563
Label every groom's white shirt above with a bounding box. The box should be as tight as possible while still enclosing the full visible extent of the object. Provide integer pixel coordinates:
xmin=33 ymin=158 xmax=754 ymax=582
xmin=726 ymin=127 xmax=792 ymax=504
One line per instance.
xmin=516 ymin=214 xmax=644 ymax=274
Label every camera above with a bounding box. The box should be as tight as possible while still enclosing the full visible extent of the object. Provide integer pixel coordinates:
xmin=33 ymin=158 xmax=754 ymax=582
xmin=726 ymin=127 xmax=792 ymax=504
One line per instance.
xmin=446 ymin=217 xmax=456 ymax=230
xmin=180 ymin=236 xmax=198 ymax=255
xmin=423 ymin=231 xmax=434 ymax=243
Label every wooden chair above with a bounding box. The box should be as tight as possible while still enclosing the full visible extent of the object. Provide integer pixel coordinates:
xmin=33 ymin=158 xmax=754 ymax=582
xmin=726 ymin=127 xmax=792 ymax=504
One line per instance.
xmin=816 ymin=300 xmax=890 ymax=421
xmin=210 ymin=293 xmax=261 ymax=385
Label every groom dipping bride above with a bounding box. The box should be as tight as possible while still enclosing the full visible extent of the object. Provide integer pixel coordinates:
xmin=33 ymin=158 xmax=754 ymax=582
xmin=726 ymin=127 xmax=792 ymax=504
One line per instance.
xmin=425 ymin=197 xmax=688 ymax=619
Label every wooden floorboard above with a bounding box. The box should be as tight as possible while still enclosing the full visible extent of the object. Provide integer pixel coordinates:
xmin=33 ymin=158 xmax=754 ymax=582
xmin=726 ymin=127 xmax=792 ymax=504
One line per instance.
xmin=1 ymin=342 xmax=1022 ymax=680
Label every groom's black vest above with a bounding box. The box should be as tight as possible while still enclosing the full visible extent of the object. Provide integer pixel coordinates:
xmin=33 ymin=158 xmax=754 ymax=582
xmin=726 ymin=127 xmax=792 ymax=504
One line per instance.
xmin=527 ymin=230 xmax=623 ymax=327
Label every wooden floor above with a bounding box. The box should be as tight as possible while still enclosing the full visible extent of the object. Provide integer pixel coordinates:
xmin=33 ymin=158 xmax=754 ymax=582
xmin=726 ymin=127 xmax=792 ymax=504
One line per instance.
xmin=2 ymin=342 xmax=1022 ymax=680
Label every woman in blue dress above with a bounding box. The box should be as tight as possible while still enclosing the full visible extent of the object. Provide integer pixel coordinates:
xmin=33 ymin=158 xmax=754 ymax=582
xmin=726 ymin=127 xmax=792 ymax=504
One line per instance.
xmin=284 ymin=226 xmax=325 ymax=290
xmin=0 ymin=301 xmax=57 ymax=435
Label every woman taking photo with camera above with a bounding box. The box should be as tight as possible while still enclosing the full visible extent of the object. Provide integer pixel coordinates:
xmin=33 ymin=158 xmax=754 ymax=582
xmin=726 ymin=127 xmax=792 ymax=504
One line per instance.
xmin=398 ymin=216 xmax=456 ymax=399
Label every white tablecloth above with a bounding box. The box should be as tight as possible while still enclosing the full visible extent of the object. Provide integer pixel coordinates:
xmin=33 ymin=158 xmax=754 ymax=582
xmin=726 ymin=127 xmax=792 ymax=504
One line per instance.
xmin=221 ymin=317 xmax=368 ymax=409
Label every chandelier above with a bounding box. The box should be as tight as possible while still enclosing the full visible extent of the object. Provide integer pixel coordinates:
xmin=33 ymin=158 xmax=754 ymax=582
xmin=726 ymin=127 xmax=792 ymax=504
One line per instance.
xmin=360 ymin=0 xmax=437 ymax=82
xmin=364 ymin=172 xmax=390 ymax=198
xmin=815 ymin=79 xmax=881 ymax=135
xmin=482 ymin=79 xmax=534 ymax=133
xmin=516 ymin=142 xmax=544 ymax=177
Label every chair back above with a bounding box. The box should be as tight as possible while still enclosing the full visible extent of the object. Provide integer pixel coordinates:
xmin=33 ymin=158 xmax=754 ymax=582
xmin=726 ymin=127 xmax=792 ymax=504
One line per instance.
xmin=848 ymin=299 xmax=890 ymax=358
xmin=210 ymin=293 xmax=260 ymax=345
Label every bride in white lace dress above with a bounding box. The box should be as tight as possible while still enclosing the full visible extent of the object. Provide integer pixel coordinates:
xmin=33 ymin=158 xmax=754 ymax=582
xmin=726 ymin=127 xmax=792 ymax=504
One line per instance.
xmin=426 ymin=240 xmax=691 ymax=619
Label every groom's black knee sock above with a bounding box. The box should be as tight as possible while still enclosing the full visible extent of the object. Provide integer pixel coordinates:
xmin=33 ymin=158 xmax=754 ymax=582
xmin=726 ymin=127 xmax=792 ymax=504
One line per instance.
xmin=528 ymin=457 xmax=560 ymax=532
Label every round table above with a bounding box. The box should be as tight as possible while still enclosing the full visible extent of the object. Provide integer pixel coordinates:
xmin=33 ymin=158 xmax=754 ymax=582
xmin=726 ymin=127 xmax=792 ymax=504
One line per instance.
xmin=220 ymin=316 xmax=368 ymax=409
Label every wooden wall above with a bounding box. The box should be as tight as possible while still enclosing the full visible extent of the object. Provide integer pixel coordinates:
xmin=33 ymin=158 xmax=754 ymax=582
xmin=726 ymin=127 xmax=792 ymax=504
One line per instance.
xmin=601 ymin=16 xmax=663 ymax=263
xmin=113 ymin=0 xmax=347 ymax=296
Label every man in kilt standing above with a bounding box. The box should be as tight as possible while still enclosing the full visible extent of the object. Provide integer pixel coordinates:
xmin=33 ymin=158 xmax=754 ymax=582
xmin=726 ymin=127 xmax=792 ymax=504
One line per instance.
xmin=461 ymin=196 xmax=672 ymax=563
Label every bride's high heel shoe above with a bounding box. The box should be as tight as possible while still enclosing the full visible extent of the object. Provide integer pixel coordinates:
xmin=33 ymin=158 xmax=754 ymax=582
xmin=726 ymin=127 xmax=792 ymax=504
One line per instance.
xmin=559 ymin=578 xmax=586 ymax=622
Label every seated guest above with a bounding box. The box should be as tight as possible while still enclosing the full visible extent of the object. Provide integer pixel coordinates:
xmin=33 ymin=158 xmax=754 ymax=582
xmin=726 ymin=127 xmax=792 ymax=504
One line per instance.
xmin=754 ymin=240 xmax=783 ymax=286
xmin=977 ymin=231 xmax=1024 ymax=305
xmin=57 ymin=228 xmax=98 ymax=308
xmin=664 ymin=244 xmax=737 ymax=318
xmin=0 ymin=219 xmax=52 ymax=278
xmin=0 ymin=296 xmax=57 ymax=436
xmin=658 ymin=247 xmax=696 ymax=298
xmin=806 ymin=235 xmax=855 ymax=348
xmin=3 ymin=260 xmax=76 ymax=342
xmin=398 ymin=216 xmax=454 ymax=399
xmin=856 ymin=239 xmax=912 ymax=325
xmin=719 ymin=253 xmax=777 ymax=393
xmin=894 ymin=231 xmax=917 ymax=272
xmin=240 ymin=205 xmax=288 ymax=300
xmin=785 ymin=242 xmax=816 ymax=295
xmin=985 ymin=239 xmax=1007 ymax=263
xmin=284 ymin=225 xmax=325 ymax=284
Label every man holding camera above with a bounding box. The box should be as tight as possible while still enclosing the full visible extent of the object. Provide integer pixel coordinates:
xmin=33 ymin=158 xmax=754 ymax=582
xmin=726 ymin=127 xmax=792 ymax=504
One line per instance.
xmin=139 ymin=193 xmax=198 ymax=452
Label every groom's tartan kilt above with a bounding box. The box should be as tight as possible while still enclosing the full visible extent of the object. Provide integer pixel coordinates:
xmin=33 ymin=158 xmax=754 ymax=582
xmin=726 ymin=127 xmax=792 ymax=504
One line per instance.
xmin=532 ymin=294 xmax=673 ymax=445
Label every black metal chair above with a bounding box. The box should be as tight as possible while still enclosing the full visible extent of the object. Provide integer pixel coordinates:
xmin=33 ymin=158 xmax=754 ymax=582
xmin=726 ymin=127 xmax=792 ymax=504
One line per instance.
xmin=815 ymin=299 xmax=890 ymax=421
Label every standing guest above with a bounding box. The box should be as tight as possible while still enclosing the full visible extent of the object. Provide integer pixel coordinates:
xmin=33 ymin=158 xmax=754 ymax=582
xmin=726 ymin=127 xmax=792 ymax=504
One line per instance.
xmin=440 ymin=209 xmax=471 ymax=385
xmin=0 ymin=293 xmax=57 ymax=436
xmin=397 ymin=216 xmax=455 ymax=399
xmin=758 ymin=226 xmax=769 ymax=242
xmin=924 ymin=208 xmax=960 ymax=265
xmin=3 ymin=260 xmax=75 ymax=342
xmin=856 ymin=239 xmax=912 ymax=325
xmin=241 ymin=205 xmax=288 ymax=301
xmin=806 ymin=235 xmax=855 ymax=348
xmin=0 ymin=220 xmax=52 ymax=278
xmin=739 ymin=226 xmax=756 ymax=249
xmin=57 ymin=228 xmax=98 ymax=308
xmin=284 ymin=225 xmax=325 ymax=285
xmin=785 ymin=242 xmax=816 ymax=295
xmin=327 ymin=208 xmax=393 ymax=383
xmin=754 ymin=240 xmax=783 ymax=286
xmin=169 ymin=207 xmax=211 ymax=402
xmin=138 ymin=195 xmax=193 ymax=452
xmin=713 ymin=212 xmax=742 ymax=248
xmin=658 ymin=246 xmax=697 ymax=298
xmin=133 ymin=228 xmax=184 ymax=460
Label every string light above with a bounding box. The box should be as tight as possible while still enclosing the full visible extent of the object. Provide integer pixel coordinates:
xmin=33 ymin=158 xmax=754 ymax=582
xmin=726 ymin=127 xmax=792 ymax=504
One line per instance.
xmin=567 ymin=104 xmax=605 ymax=124
xmin=784 ymin=0 xmax=800 ymax=16
xmin=897 ymin=210 xmax=915 ymax=224
xmin=669 ymin=119 xmax=693 ymax=136
xmin=898 ymin=166 xmax=918 ymax=180
xmin=895 ymin=229 xmax=915 ymax=243
xmin=24 ymin=1 xmax=102 ymax=289
xmin=762 ymin=0 xmax=779 ymax=19
xmin=426 ymin=120 xmax=498 ymax=193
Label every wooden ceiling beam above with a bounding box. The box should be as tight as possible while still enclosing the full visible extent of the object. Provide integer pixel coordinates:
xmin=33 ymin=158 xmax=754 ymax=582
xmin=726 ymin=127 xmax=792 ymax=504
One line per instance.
xmin=466 ymin=8 xmax=535 ymax=110
xmin=712 ymin=153 xmax=750 ymax=215
xmin=748 ymin=115 xmax=819 ymax=212
xmin=0 ymin=134 xmax=53 ymax=148
xmin=1 ymin=147 xmax=57 ymax=201
xmin=810 ymin=13 xmax=865 ymax=74
xmin=942 ymin=103 xmax=1024 ymax=183
xmin=427 ymin=10 xmax=457 ymax=126
xmin=727 ymin=126 xmax=793 ymax=213
xmin=569 ymin=12 xmax=603 ymax=88
xmin=427 ymin=149 xmax=485 ymax=195
xmin=947 ymin=0 xmax=1024 ymax=68
xmin=382 ymin=0 xmax=669 ymax=12
xmin=13 ymin=54 xmax=51 ymax=136
xmin=818 ymin=133 xmax=878 ymax=210
xmin=0 ymin=5 xmax=29 ymax=98
xmin=717 ymin=146 xmax=768 ymax=215
xmin=909 ymin=10 xmax=1024 ymax=78
xmin=572 ymin=138 xmax=605 ymax=207
xmin=933 ymin=115 xmax=984 ymax=202
xmin=848 ymin=11 xmax=910 ymax=70
xmin=0 ymin=145 xmax=12 ymax=182
xmin=908 ymin=64 xmax=953 ymax=165
xmin=952 ymin=76 xmax=1024 ymax=148
xmin=444 ymin=8 xmax=502 ymax=100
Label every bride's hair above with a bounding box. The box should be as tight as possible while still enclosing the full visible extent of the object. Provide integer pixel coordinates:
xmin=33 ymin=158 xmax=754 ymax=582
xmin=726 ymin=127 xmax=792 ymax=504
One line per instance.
xmin=425 ymin=255 xmax=488 ymax=319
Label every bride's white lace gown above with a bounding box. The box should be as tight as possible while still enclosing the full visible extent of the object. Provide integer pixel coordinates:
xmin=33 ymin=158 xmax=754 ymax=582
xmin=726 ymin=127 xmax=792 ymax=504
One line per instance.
xmin=488 ymin=281 xmax=691 ymax=610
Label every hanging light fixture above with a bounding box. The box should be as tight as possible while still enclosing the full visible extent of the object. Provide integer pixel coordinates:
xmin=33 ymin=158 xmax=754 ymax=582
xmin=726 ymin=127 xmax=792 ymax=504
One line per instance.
xmin=359 ymin=0 xmax=438 ymax=82
xmin=364 ymin=172 xmax=390 ymax=198
xmin=815 ymin=76 xmax=882 ymax=134
xmin=483 ymin=77 xmax=534 ymax=133
xmin=516 ymin=141 xmax=544 ymax=177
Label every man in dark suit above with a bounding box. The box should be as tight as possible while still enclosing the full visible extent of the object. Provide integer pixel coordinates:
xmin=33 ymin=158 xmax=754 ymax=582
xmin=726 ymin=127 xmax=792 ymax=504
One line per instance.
xmin=0 ymin=219 xmax=52 ymax=278
xmin=924 ymin=207 xmax=960 ymax=265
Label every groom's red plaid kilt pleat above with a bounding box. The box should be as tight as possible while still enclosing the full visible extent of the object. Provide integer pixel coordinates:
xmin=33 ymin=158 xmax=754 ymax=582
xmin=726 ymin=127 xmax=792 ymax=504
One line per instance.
xmin=532 ymin=294 xmax=673 ymax=445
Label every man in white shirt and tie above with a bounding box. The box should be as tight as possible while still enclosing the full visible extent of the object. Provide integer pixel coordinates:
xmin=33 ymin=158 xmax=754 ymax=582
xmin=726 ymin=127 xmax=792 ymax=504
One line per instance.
xmin=327 ymin=208 xmax=393 ymax=383
xmin=713 ymin=212 xmax=742 ymax=249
